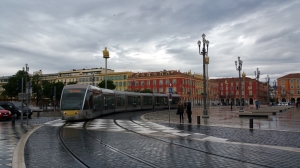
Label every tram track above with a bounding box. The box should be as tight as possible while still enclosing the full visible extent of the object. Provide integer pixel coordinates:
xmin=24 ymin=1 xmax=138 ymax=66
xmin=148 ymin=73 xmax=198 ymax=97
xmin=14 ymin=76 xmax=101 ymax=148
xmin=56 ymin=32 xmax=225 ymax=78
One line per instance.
xmin=58 ymin=123 xmax=90 ymax=168
xmin=112 ymin=113 xmax=272 ymax=168
xmin=59 ymin=111 xmax=272 ymax=168
xmin=58 ymin=119 xmax=159 ymax=168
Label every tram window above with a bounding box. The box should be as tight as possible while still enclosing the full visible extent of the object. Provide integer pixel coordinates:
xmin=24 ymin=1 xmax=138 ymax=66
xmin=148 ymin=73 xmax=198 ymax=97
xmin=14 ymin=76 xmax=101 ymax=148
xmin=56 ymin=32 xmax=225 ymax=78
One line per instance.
xmin=143 ymin=96 xmax=152 ymax=105
xmin=136 ymin=96 xmax=141 ymax=105
xmin=83 ymin=91 xmax=93 ymax=110
xmin=128 ymin=96 xmax=134 ymax=106
xmin=61 ymin=89 xmax=86 ymax=110
xmin=94 ymin=95 xmax=102 ymax=109
xmin=117 ymin=96 xmax=125 ymax=106
xmin=104 ymin=94 xmax=115 ymax=109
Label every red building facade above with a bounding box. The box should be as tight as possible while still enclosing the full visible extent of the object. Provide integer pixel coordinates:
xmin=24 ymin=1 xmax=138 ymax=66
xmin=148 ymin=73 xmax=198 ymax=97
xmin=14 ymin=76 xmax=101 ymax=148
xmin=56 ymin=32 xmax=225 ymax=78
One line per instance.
xmin=210 ymin=75 xmax=268 ymax=106
xmin=126 ymin=70 xmax=207 ymax=104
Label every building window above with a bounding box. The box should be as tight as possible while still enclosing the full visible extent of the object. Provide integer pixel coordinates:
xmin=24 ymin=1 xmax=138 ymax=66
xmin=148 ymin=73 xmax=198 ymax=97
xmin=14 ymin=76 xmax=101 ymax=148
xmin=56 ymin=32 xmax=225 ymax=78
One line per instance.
xmin=281 ymin=80 xmax=284 ymax=84
xmin=290 ymin=79 xmax=294 ymax=83
xmin=153 ymin=80 xmax=156 ymax=85
xmin=166 ymin=79 xmax=170 ymax=84
xmin=172 ymin=79 xmax=177 ymax=84
xmin=159 ymin=80 xmax=163 ymax=85
xmin=141 ymin=81 xmax=144 ymax=86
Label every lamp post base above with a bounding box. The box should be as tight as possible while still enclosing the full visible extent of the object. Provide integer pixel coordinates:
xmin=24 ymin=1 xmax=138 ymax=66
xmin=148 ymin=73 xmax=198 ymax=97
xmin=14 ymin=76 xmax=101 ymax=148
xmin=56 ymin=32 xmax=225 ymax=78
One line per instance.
xmin=202 ymin=109 xmax=209 ymax=118
xmin=202 ymin=115 xmax=209 ymax=118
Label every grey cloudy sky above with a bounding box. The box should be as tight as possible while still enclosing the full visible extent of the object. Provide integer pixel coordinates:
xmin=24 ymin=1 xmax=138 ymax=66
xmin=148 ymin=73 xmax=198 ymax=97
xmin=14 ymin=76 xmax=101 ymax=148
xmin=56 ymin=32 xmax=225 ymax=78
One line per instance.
xmin=1 ymin=0 xmax=299 ymax=83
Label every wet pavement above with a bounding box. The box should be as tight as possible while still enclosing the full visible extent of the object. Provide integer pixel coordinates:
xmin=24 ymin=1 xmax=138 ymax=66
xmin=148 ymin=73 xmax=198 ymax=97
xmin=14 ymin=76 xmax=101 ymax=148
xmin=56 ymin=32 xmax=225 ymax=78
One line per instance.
xmin=0 ymin=106 xmax=299 ymax=167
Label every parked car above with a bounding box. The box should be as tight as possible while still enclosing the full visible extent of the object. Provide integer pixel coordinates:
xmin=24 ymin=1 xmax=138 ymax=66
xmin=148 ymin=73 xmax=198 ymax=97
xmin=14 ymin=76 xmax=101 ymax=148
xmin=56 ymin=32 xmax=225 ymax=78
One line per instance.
xmin=11 ymin=102 xmax=33 ymax=119
xmin=0 ymin=101 xmax=32 ymax=119
xmin=0 ymin=106 xmax=12 ymax=120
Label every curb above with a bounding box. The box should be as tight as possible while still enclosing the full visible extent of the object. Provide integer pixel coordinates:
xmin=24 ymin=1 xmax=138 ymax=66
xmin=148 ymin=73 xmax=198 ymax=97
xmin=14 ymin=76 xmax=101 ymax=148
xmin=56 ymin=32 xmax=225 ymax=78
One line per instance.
xmin=12 ymin=125 xmax=43 ymax=168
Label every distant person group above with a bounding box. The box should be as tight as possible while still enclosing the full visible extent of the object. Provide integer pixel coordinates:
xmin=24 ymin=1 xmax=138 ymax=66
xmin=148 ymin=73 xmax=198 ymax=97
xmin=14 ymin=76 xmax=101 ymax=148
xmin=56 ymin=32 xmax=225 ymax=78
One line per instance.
xmin=177 ymin=100 xmax=192 ymax=123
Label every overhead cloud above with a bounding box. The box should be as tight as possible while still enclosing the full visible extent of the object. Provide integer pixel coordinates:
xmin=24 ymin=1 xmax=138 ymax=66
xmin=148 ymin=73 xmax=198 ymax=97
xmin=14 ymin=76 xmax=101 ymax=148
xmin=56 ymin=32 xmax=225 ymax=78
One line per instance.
xmin=0 ymin=0 xmax=299 ymax=83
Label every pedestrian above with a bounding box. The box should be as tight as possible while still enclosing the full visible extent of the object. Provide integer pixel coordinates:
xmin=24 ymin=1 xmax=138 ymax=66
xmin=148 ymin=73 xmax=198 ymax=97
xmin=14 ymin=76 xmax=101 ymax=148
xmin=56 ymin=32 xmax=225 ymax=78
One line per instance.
xmin=186 ymin=101 xmax=192 ymax=123
xmin=230 ymin=101 xmax=233 ymax=110
xmin=177 ymin=100 xmax=185 ymax=123
xmin=255 ymin=101 xmax=259 ymax=110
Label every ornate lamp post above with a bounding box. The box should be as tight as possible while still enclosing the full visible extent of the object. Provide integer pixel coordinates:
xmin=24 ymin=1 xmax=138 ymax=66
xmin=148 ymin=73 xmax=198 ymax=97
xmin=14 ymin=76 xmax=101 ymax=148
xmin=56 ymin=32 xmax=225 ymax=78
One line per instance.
xmin=225 ymin=80 xmax=228 ymax=105
xmin=102 ymin=47 xmax=110 ymax=89
xmin=197 ymin=33 xmax=210 ymax=118
xmin=235 ymin=57 xmax=243 ymax=112
xmin=254 ymin=68 xmax=260 ymax=109
xmin=265 ymin=75 xmax=270 ymax=106
xmin=242 ymin=72 xmax=246 ymax=106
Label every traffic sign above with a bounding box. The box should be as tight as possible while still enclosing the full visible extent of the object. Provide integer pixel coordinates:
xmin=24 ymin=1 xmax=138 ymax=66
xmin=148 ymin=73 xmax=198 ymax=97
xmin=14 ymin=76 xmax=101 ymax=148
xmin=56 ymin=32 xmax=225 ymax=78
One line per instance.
xmin=169 ymin=87 xmax=172 ymax=93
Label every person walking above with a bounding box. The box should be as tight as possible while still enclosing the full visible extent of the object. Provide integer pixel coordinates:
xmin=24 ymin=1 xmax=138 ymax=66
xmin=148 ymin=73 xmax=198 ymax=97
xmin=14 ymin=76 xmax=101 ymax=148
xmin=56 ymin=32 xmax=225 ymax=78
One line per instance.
xmin=186 ymin=101 xmax=192 ymax=123
xmin=177 ymin=100 xmax=185 ymax=123
xmin=230 ymin=101 xmax=233 ymax=110
xmin=255 ymin=101 xmax=259 ymax=110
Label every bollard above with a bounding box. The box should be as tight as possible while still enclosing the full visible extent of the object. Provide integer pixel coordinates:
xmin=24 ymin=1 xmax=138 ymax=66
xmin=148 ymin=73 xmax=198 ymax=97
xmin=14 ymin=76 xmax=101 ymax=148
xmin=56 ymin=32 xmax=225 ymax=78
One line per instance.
xmin=11 ymin=115 xmax=15 ymax=125
xmin=249 ymin=118 xmax=253 ymax=129
xmin=197 ymin=116 xmax=201 ymax=125
xmin=37 ymin=111 xmax=40 ymax=117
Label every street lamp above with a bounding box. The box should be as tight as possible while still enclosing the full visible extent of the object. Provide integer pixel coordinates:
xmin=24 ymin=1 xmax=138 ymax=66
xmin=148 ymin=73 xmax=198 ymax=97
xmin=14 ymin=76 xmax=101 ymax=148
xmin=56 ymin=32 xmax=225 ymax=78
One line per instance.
xmin=273 ymin=80 xmax=277 ymax=105
xmin=254 ymin=68 xmax=260 ymax=109
xmin=102 ymin=47 xmax=110 ymax=89
xmin=265 ymin=75 xmax=270 ymax=106
xmin=242 ymin=72 xmax=246 ymax=106
xmin=132 ymin=78 xmax=135 ymax=92
xmin=92 ymin=72 xmax=95 ymax=86
xmin=197 ymin=33 xmax=210 ymax=118
xmin=235 ymin=57 xmax=243 ymax=112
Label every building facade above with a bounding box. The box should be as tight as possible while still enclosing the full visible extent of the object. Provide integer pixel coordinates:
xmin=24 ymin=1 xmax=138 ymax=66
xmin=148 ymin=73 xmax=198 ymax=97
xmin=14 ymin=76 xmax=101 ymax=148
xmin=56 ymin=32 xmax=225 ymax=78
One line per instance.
xmin=210 ymin=75 xmax=268 ymax=106
xmin=126 ymin=70 xmax=207 ymax=104
xmin=277 ymin=73 xmax=300 ymax=104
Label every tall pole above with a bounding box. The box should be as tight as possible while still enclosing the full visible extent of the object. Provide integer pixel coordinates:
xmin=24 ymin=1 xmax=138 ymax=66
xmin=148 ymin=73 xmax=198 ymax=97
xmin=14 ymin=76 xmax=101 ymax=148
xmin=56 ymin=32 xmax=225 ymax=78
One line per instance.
xmin=255 ymin=68 xmax=260 ymax=109
xmin=25 ymin=63 xmax=29 ymax=126
xmin=273 ymin=80 xmax=277 ymax=104
xmin=92 ymin=72 xmax=95 ymax=86
xmin=198 ymin=33 xmax=209 ymax=118
xmin=266 ymin=75 xmax=270 ymax=106
xmin=235 ymin=57 xmax=243 ymax=112
xmin=102 ymin=47 xmax=110 ymax=89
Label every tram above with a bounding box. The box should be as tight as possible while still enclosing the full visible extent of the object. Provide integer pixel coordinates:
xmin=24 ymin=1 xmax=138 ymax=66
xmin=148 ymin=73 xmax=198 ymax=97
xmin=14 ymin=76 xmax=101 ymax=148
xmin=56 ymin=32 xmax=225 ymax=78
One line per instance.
xmin=60 ymin=84 xmax=180 ymax=121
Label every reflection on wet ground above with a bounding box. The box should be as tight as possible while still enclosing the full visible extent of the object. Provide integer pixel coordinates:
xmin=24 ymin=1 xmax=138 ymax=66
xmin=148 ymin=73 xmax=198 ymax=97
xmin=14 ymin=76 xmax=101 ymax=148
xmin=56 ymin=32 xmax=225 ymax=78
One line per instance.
xmin=144 ymin=106 xmax=300 ymax=131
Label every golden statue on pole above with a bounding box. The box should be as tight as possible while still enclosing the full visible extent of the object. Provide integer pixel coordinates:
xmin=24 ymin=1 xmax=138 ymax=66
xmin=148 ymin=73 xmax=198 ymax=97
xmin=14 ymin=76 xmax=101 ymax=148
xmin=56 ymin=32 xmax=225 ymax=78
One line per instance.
xmin=103 ymin=47 xmax=110 ymax=58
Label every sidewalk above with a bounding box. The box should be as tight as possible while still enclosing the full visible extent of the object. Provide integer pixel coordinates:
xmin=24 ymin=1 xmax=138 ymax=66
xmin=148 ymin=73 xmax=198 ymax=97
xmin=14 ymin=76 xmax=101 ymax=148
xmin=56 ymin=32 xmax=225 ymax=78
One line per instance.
xmin=144 ymin=105 xmax=300 ymax=131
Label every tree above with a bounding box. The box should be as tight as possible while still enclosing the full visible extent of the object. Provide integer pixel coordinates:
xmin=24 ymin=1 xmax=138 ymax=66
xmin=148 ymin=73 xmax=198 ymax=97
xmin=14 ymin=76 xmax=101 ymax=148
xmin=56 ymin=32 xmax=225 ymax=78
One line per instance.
xmin=97 ymin=80 xmax=116 ymax=90
xmin=31 ymin=73 xmax=42 ymax=106
xmin=1 ymin=70 xmax=30 ymax=100
xmin=140 ymin=89 xmax=153 ymax=93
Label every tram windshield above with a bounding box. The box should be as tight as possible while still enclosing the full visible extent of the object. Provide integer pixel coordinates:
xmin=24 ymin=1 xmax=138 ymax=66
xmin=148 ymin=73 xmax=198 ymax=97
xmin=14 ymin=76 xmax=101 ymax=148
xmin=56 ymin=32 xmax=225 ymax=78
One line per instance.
xmin=60 ymin=88 xmax=86 ymax=110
